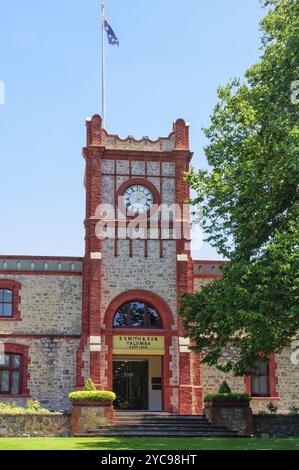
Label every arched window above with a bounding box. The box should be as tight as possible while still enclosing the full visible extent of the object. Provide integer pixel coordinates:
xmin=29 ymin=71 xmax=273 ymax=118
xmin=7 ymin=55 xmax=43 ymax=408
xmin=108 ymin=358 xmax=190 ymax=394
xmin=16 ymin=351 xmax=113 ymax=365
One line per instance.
xmin=113 ymin=301 xmax=163 ymax=329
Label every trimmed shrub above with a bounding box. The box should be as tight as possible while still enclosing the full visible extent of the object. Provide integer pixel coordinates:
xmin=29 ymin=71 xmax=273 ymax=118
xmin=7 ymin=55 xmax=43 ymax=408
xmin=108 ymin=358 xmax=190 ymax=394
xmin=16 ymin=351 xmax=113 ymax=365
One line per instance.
xmin=68 ymin=391 xmax=116 ymax=402
xmin=218 ymin=381 xmax=231 ymax=394
xmin=25 ymin=399 xmax=42 ymax=411
xmin=0 ymin=401 xmax=51 ymax=415
xmin=83 ymin=378 xmax=97 ymax=391
xmin=204 ymin=392 xmax=251 ymax=403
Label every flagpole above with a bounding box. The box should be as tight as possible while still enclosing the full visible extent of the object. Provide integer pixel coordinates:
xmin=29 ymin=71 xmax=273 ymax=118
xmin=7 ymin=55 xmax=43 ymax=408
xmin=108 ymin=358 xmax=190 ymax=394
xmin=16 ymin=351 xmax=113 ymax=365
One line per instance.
xmin=101 ymin=2 xmax=106 ymax=128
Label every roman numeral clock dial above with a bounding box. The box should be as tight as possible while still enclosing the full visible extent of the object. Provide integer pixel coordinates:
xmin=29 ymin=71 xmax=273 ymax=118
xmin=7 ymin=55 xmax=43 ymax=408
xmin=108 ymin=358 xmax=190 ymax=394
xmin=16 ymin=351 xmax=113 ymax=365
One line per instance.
xmin=123 ymin=185 xmax=154 ymax=215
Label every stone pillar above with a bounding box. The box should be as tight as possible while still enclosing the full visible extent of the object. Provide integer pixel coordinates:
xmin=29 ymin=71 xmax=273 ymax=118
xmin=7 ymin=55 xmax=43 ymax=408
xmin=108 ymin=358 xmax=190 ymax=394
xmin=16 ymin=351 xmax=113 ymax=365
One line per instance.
xmin=204 ymin=402 xmax=253 ymax=436
xmin=70 ymin=401 xmax=114 ymax=436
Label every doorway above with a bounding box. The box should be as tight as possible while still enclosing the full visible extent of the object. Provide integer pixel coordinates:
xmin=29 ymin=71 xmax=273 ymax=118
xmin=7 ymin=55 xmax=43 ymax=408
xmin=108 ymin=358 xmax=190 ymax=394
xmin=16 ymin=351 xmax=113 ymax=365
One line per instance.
xmin=113 ymin=360 xmax=149 ymax=410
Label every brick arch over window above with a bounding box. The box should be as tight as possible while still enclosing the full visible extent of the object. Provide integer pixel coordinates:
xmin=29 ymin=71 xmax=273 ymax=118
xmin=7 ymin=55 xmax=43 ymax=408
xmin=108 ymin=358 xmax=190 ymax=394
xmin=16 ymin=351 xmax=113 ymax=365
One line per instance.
xmin=1 ymin=343 xmax=30 ymax=396
xmin=104 ymin=290 xmax=174 ymax=330
xmin=0 ymin=279 xmax=21 ymax=321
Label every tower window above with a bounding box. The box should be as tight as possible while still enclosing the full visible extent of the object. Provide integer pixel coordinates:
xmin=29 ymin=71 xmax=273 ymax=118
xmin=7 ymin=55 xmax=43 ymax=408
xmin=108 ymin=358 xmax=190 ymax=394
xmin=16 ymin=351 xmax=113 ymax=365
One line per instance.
xmin=113 ymin=302 xmax=163 ymax=329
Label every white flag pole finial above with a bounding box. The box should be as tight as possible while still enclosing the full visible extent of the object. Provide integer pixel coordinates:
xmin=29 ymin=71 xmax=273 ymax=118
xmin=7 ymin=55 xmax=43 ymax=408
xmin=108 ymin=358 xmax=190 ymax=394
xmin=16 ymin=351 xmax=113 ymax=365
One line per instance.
xmin=101 ymin=2 xmax=106 ymax=128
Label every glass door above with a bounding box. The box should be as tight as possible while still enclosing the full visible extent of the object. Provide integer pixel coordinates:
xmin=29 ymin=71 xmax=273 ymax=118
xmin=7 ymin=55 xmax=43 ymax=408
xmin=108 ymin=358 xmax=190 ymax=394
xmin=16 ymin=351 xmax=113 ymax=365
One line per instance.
xmin=113 ymin=360 xmax=149 ymax=410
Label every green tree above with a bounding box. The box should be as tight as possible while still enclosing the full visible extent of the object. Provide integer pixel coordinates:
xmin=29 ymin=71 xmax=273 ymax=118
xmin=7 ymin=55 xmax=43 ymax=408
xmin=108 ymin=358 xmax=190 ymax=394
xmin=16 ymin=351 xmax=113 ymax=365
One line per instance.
xmin=180 ymin=0 xmax=299 ymax=376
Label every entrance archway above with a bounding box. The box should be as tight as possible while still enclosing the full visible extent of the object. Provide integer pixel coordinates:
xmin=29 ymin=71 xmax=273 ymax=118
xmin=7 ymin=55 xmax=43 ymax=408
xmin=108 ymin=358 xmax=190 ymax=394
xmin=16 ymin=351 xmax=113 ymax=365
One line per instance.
xmin=104 ymin=290 xmax=174 ymax=411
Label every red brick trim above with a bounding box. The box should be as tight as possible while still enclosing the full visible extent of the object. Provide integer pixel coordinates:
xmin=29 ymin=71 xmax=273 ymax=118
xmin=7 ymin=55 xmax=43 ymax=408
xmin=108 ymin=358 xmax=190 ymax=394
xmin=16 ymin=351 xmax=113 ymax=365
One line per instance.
xmin=173 ymin=119 xmax=190 ymax=150
xmin=250 ymin=397 xmax=280 ymax=401
xmin=0 ymin=334 xmax=80 ymax=340
xmin=0 ymin=271 xmax=82 ymax=277
xmin=1 ymin=343 xmax=30 ymax=396
xmin=91 ymin=151 xmax=179 ymax=161
xmin=103 ymin=328 xmax=171 ymax=336
xmin=193 ymin=260 xmax=226 ymax=266
xmin=193 ymin=274 xmax=223 ymax=280
xmin=82 ymin=147 xmax=103 ymax=386
xmin=104 ymin=290 xmax=174 ymax=329
xmin=0 ymin=256 xmax=82 ymax=261
xmin=0 ymin=279 xmax=21 ymax=321
xmin=101 ymin=172 xmax=175 ymax=179
xmin=244 ymin=353 xmax=279 ymax=398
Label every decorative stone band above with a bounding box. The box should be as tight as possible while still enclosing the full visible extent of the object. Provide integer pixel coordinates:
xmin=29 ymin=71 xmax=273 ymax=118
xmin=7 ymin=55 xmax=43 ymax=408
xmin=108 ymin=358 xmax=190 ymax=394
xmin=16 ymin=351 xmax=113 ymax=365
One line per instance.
xmin=179 ymin=337 xmax=190 ymax=353
xmin=0 ymin=257 xmax=82 ymax=273
xmin=90 ymin=252 xmax=102 ymax=260
xmin=89 ymin=336 xmax=102 ymax=352
xmin=177 ymin=254 xmax=188 ymax=262
xmin=193 ymin=261 xmax=225 ymax=276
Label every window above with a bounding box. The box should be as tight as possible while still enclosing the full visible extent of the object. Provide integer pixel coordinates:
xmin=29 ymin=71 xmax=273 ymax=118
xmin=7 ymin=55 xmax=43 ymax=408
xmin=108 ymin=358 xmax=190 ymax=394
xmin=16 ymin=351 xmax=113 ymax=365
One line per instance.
xmin=113 ymin=302 xmax=163 ymax=329
xmin=0 ymin=353 xmax=22 ymax=395
xmin=0 ymin=280 xmax=21 ymax=321
xmin=0 ymin=289 xmax=13 ymax=318
xmin=244 ymin=354 xmax=278 ymax=398
xmin=251 ymin=359 xmax=270 ymax=397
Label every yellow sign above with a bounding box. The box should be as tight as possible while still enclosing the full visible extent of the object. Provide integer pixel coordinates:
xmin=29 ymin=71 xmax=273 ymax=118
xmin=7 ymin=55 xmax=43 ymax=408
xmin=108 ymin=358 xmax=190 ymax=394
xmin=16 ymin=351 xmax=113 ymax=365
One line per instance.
xmin=113 ymin=335 xmax=165 ymax=356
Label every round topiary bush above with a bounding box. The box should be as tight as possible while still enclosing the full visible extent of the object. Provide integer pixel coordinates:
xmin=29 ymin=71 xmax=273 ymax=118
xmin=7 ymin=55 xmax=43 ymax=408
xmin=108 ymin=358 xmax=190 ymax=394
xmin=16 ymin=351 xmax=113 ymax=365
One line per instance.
xmin=68 ymin=391 xmax=116 ymax=402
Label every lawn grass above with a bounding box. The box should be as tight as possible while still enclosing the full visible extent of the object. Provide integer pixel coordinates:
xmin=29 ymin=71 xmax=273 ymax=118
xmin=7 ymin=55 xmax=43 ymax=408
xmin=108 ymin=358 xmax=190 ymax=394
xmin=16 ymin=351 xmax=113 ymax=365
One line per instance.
xmin=0 ymin=437 xmax=298 ymax=451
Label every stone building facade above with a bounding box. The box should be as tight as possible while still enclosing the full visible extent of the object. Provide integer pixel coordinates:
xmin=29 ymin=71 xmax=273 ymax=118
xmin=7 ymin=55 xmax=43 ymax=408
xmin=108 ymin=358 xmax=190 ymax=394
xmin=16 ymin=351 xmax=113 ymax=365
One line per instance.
xmin=0 ymin=117 xmax=298 ymax=413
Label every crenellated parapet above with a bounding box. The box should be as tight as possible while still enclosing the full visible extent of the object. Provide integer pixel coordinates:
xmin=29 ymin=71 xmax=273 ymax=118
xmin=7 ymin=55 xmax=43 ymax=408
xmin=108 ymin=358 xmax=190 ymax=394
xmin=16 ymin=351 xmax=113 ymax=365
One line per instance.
xmin=85 ymin=115 xmax=190 ymax=151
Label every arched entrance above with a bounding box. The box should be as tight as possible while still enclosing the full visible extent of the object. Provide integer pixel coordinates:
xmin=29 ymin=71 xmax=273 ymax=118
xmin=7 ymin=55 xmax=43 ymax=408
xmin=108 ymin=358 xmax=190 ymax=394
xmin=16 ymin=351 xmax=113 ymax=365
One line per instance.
xmin=104 ymin=290 xmax=174 ymax=412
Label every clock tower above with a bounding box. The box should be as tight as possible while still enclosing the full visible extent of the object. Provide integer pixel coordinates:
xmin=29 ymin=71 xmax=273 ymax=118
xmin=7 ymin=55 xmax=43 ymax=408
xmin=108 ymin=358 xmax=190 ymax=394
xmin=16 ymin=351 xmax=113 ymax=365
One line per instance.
xmin=77 ymin=115 xmax=202 ymax=414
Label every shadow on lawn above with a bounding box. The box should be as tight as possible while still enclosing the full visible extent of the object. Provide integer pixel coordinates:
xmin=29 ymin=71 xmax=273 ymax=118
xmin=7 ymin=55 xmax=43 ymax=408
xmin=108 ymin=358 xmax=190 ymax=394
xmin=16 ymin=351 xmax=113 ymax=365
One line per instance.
xmin=73 ymin=437 xmax=188 ymax=451
xmin=72 ymin=437 xmax=299 ymax=451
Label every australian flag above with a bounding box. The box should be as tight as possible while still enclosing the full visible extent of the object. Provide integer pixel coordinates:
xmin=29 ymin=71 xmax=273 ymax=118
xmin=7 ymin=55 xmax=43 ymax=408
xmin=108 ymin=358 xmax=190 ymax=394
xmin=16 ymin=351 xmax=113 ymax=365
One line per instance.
xmin=104 ymin=17 xmax=119 ymax=46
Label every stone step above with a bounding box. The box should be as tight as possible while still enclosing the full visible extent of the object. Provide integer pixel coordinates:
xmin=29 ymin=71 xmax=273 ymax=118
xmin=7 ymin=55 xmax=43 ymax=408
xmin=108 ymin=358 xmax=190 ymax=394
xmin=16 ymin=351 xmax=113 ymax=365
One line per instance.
xmin=113 ymin=422 xmax=211 ymax=427
xmin=114 ymin=418 xmax=209 ymax=426
xmin=114 ymin=416 xmax=209 ymax=421
xmin=115 ymin=411 xmax=172 ymax=415
xmin=82 ymin=411 xmax=239 ymax=438
xmin=87 ymin=427 xmax=232 ymax=434
xmin=76 ymin=430 xmax=238 ymax=437
xmin=112 ymin=423 xmax=212 ymax=427
xmin=114 ymin=415 xmax=209 ymax=418
xmin=114 ymin=413 xmax=207 ymax=417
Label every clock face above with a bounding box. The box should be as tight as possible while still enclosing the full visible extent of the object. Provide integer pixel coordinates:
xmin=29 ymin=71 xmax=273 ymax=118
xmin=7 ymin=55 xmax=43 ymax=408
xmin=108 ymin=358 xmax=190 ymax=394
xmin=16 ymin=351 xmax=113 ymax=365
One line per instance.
xmin=123 ymin=184 xmax=154 ymax=215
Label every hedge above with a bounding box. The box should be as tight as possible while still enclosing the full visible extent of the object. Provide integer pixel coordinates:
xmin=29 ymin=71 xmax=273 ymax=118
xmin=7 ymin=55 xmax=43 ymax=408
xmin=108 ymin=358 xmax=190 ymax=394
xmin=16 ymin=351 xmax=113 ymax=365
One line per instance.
xmin=0 ymin=401 xmax=51 ymax=415
xmin=204 ymin=393 xmax=251 ymax=403
xmin=68 ymin=391 xmax=116 ymax=402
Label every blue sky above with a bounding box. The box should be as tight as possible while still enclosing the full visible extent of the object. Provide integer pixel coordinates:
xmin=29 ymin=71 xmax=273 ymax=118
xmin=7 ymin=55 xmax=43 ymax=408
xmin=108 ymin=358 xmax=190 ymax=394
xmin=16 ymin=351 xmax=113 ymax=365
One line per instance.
xmin=0 ymin=0 xmax=264 ymax=259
